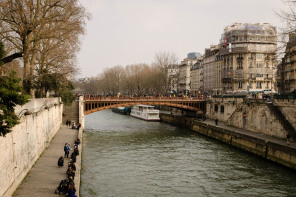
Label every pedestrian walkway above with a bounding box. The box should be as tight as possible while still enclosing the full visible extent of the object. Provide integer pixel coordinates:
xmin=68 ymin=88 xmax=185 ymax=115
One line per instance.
xmin=13 ymin=125 xmax=79 ymax=197
xmin=202 ymin=119 xmax=296 ymax=149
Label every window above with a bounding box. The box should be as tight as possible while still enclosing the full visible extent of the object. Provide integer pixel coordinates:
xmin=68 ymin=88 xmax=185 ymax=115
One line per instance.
xmin=249 ymin=62 xmax=253 ymax=68
xmin=220 ymin=105 xmax=224 ymax=113
xmin=214 ymin=104 xmax=218 ymax=112
xmin=266 ymin=62 xmax=269 ymax=68
xmin=256 ymin=82 xmax=262 ymax=88
xmin=256 ymin=54 xmax=263 ymax=60
xmin=238 ymin=62 xmax=243 ymax=69
xmin=238 ymin=82 xmax=242 ymax=89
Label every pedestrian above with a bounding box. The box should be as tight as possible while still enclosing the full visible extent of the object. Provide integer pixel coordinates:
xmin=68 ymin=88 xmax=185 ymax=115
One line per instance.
xmin=215 ymin=119 xmax=218 ymax=126
xmin=67 ymin=144 xmax=71 ymax=157
xmin=73 ymin=146 xmax=79 ymax=156
xmin=67 ymin=183 xmax=77 ymax=197
xmin=58 ymin=156 xmax=64 ymax=167
xmin=64 ymin=143 xmax=68 ymax=158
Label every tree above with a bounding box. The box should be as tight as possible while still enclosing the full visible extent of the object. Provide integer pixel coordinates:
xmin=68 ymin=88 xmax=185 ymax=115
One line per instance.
xmin=0 ymin=0 xmax=88 ymax=96
xmin=0 ymin=42 xmax=29 ymax=136
xmin=153 ymin=52 xmax=178 ymax=94
xmin=276 ymin=1 xmax=296 ymax=57
xmin=0 ymin=71 xmax=29 ymax=136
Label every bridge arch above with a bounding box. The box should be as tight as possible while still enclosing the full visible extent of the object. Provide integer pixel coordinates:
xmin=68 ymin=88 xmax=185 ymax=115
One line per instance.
xmin=83 ymin=97 xmax=206 ymax=115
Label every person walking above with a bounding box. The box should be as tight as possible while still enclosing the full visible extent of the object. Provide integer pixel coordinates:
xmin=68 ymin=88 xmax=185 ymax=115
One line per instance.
xmin=66 ymin=144 xmax=71 ymax=158
xmin=215 ymin=119 xmax=218 ymax=126
xmin=64 ymin=143 xmax=68 ymax=158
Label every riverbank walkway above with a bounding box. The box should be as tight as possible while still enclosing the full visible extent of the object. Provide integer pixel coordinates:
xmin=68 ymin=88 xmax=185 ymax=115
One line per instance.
xmin=13 ymin=125 xmax=80 ymax=197
xmin=201 ymin=118 xmax=296 ymax=148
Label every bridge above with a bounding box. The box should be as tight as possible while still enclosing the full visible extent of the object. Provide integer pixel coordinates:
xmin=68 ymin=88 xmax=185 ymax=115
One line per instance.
xmin=83 ymin=96 xmax=206 ymax=115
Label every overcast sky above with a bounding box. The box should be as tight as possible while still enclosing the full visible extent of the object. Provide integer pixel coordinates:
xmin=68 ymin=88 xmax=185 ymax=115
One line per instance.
xmin=78 ymin=0 xmax=287 ymax=77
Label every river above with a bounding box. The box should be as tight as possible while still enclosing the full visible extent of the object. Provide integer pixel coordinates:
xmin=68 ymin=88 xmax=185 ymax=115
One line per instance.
xmin=81 ymin=110 xmax=296 ymax=196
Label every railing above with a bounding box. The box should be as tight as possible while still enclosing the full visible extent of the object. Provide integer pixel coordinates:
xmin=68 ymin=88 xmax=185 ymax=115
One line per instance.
xmin=84 ymin=96 xmax=205 ymax=101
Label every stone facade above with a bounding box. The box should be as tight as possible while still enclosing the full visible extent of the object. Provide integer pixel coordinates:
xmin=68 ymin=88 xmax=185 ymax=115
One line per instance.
xmin=0 ymin=98 xmax=63 ymax=196
xmin=220 ymin=23 xmax=277 ymax=94
xmin=203 ymin=45 xmax=219 ymax=94
xmin=206 ymin=97 xmax=295 ymax=139
xmin=178 ymin=58 xmax=197 ymax=94
xmin=277 ymin=33 xmax=296 ymax=93
xmin=166 ymin=64 xmax=179 ymax=94
xmin=190 ymin=59 xmax=202 ymax=94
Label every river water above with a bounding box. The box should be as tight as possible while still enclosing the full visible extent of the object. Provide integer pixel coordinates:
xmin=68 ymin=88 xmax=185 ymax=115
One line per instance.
xmin=81 ymin=110 xmax=296 ymax=197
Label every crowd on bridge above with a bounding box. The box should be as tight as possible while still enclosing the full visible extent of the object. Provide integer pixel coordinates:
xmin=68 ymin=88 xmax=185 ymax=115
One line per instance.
xmin=55 ymin=137 xmax=81 ymax=196
xmin=83 ymin=93 xmax=205 ymax=100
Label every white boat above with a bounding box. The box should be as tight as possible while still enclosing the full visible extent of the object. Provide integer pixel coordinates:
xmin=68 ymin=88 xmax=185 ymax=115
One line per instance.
xmin=130 ymin=105 xmax=160 ymax=121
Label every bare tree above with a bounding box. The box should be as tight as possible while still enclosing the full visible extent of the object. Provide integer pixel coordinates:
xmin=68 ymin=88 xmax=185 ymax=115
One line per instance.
xmin=0 ymin=0 xmax=88 ymax=96
xmin=153 ymin=51 xmax=178 ymax=94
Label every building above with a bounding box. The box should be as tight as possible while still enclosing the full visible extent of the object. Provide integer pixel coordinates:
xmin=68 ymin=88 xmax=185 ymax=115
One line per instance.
xmin=215 ymin=51 xmax=223 ymax=95
xmin=190 ymin=58 xmax=203 ymax=94
xmin=178 ymin=55 xmax=198 ymax=94
xmin=277 ymin=33 xmax=296 ymax=93
xmin=202 ymin=45 xmax=220 ymax=95
xmin=187 ymin=52 xmax=202 ymax=59
xmin=166 ymin=64 xmax=179 ymax=93
xmin=220 ymin=23 xmax=277 ymax=94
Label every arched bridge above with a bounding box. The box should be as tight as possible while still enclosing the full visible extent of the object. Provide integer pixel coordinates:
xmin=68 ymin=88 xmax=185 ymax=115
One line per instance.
xmin=83 ymin=96 xmax=206 ymax=115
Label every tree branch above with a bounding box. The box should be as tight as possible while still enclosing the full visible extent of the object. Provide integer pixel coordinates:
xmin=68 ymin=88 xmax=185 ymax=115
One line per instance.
xmin=1 ymin=52 xmax=22 ymax=64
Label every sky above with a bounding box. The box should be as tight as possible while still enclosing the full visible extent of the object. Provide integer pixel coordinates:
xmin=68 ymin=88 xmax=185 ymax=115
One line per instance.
xmin=78 ymin=0 xmax=288 ymax=77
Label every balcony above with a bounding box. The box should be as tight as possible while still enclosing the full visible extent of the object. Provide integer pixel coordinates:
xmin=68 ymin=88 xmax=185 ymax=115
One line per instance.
xmin=236 ymin=56 xmax=244 ymax=61
xmin=222 ymin=78 xmax=232 ymax=82
xmin=256 ymin=77 xmax=264 ymax=81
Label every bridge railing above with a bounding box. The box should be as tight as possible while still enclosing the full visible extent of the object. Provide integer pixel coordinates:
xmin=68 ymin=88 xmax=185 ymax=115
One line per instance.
xmin=84 ymin=96 xmax=204 ymax=101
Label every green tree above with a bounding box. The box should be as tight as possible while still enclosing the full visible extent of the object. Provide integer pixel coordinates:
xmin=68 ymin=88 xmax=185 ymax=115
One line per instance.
xmin=35 ymin=72 xmax=75 ymax=105
xmin=0 ymin=71 xmax=29 ymax=136
xmin=0 ymin=42 xmax=29 ymax=136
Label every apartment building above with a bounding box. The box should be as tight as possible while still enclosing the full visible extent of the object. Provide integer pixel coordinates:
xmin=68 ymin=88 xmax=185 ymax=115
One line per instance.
xmin=202 ymin=45 xmax=219 ymax=94
xmin=178 ymin=53 xmax=201 ymax=94
xmin=166 ymin=64 xmax=179 ymax=94
xmin=190 ymin=59 xmax=202 ymax=94
xmin=220 ymin=23 xmax=277 ymax=93
xmin=276 ymin=33 xmax=296 ymax=93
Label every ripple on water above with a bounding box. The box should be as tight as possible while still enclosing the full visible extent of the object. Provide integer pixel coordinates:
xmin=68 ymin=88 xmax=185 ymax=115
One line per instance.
xmin=81 ymin=110 xmax=296 ymax=197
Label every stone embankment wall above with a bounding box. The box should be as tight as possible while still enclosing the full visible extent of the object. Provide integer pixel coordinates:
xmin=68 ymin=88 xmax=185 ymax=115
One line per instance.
xmin=206 ymin=97 xmax=296 ymax=139
xmin=0 ymin=98 xmax=63 ymax=196
xmin=160 ymin=114 xmax=296 ymax=170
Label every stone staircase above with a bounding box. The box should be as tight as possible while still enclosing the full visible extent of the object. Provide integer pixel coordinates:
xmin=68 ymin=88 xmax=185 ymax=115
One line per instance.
xmin=226 ymin=103 xmax=243 ymax=125
xmin=63 ymin=100 xmax=79 ymax=125
xmin=267 ymin=103 xmax=296 ymax=138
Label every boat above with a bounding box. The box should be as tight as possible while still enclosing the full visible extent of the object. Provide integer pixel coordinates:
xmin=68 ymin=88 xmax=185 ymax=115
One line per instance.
xmin=112 ymin=106 xmax=131 ymax=115
xmin=130 ymin=105 xmax=160 ymax=121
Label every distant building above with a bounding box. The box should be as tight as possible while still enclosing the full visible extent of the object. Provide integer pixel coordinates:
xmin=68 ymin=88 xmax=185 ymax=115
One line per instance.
xmin=78 ymin=77 xmax=90 ymax=83
xmin=187 ymin=52 xmax=202 ymax=59
xmin=166 ymin=64 xmax=179 ymax=94
xmin=277 ymin=33 xmax=296 ymax=93
xmin=190 ymin=58 xmax=203 ymax=94
xmin=219 ymin=23 xmax=277 ymax=93
xmin=178 ymin=54 xmax=199 ymax=94
xmin=202 ymin=45 xmax=219 ymax=94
